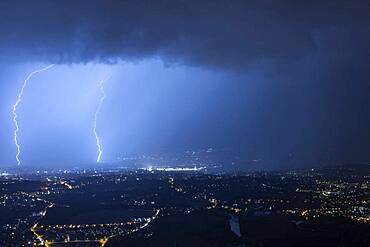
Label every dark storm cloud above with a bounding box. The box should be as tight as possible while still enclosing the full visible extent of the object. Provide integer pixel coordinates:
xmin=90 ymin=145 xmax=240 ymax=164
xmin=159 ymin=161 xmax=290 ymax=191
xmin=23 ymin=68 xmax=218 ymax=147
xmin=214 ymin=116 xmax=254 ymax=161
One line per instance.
xmin=1 ymin=0 xmax=370 ymax=168
xmin=0 ymin=0 xmax=369 ymax=68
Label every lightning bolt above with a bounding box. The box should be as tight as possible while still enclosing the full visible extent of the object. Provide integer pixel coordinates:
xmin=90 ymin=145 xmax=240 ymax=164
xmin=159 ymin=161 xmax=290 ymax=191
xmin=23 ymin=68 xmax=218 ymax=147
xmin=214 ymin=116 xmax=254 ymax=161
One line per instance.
xmin=93 ymin=75 xmax=111 ymax=163
xmin=12 ymin=64 xmax=55 ymax=166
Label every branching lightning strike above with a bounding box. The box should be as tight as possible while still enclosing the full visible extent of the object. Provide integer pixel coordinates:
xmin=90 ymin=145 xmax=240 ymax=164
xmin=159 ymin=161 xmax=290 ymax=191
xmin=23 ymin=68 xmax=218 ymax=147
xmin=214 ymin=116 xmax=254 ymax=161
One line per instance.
xmin=12 ymin=64 xmax=55 ymax=166
xmin=93 ymin=75 xmax=111 ymax=163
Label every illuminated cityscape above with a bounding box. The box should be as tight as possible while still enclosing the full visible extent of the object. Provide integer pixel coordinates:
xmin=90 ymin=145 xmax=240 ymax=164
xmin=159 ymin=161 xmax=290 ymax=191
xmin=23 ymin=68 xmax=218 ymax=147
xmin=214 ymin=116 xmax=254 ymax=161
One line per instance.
xmin=0 ymin=158 xmax=369 ymax=246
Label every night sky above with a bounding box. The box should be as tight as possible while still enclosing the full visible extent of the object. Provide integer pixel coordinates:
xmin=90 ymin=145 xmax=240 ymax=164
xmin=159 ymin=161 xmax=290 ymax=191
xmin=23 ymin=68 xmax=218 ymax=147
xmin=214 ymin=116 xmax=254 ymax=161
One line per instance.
xmin=0 ymin=0 xmax=370 ymax=168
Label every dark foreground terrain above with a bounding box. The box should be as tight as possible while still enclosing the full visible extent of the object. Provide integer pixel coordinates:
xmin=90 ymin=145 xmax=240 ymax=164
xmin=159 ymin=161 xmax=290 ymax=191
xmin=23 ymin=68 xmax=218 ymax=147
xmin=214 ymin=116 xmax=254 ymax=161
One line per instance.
xmin=0 ymin=164 xmax=369 ymax=246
